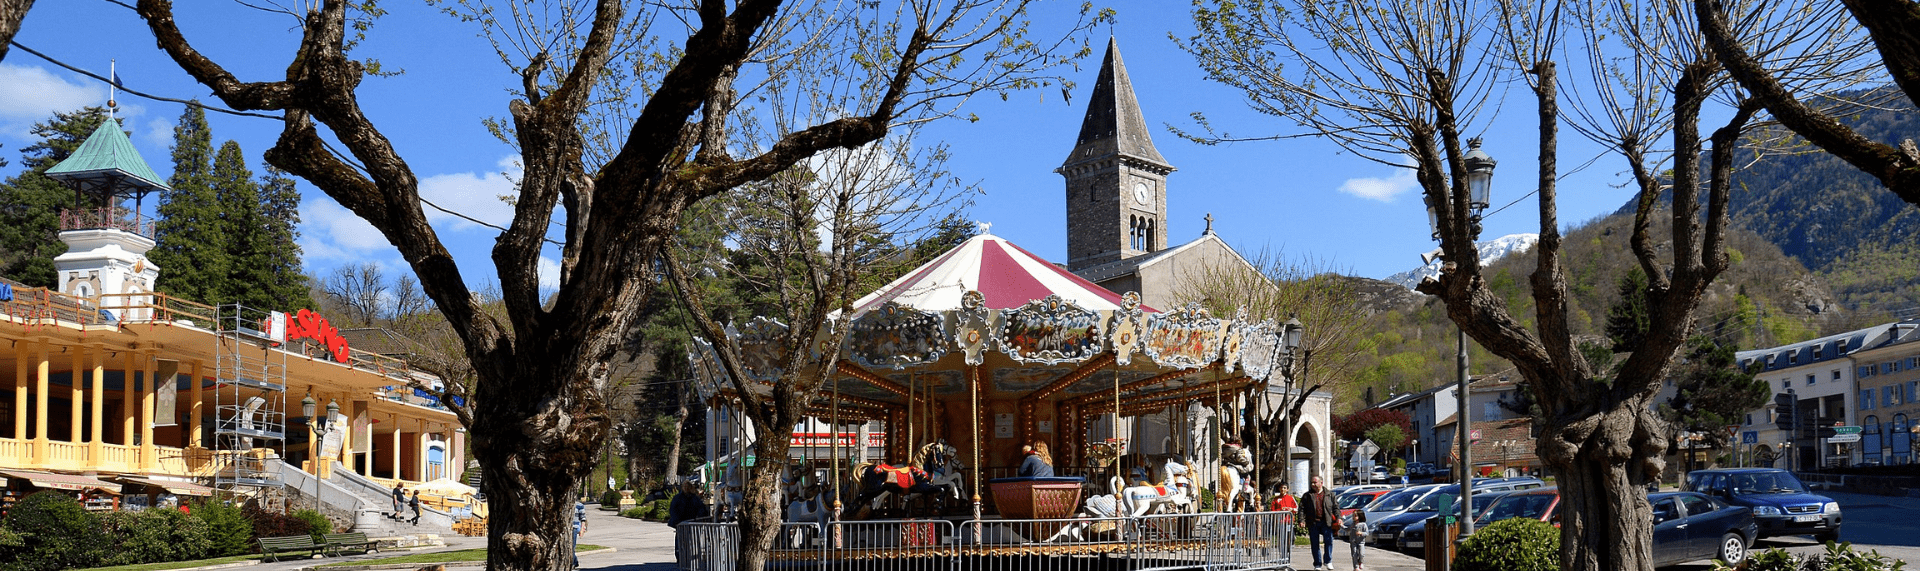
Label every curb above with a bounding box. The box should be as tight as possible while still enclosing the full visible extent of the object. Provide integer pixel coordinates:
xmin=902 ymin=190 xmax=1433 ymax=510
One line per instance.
xmin=303 ymin=547 xmax=617 ymax=571
xmin=162 ymin=561 xmax=262 ymax=571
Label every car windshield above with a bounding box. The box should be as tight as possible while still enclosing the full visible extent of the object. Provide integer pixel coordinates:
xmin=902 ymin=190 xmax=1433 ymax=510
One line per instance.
xmin=1371 ymin=489 xmax=1426 ymax=512
xmin=1409 ymin=490 xmax=1459 ymax=512
xmin=1477 ymin=494 xmax=1555 ymax=523
xmin=1339 ymin=493 xmax=1379 ymax=509
xmin=1729 ymin=472 xmax=1809 ymax=495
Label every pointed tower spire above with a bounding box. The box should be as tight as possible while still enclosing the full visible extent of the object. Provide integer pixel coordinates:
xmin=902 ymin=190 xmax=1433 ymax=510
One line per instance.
xmin=1060 ymin=37 xmax=1170 ymax=170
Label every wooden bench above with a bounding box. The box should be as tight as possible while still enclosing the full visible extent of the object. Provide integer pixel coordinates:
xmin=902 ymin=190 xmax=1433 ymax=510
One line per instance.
xmin=322 ymin=532 xmax=378 ymax=556
xmin=257 ymin=535 xmax=320 ymax=562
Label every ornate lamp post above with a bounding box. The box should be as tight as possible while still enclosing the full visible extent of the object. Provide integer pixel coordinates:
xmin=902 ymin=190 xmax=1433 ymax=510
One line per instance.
xmin=1425 ymin=138 xmax=1495 ymax=542
xmin=1275 ymin=315 xmax=1304 ymax=491
xmin=302 ymin=394 xmax=341 ymax=512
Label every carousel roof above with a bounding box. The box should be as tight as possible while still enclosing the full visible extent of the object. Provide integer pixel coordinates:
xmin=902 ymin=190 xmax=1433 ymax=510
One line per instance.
xmin=849 ymin=233 xmax=1150 ymax=315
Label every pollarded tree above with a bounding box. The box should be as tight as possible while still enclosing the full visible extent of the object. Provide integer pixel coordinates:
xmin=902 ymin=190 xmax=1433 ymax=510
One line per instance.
xmin=1183 ymin=0 xmax=1859 ymax=568
xmin=134 ymin=2 xmax=1099 ymax=570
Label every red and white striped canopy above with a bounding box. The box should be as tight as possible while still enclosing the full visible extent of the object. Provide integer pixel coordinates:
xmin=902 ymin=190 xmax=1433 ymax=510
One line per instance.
xmin=850 ymin=233 xmax=1147 ymax=314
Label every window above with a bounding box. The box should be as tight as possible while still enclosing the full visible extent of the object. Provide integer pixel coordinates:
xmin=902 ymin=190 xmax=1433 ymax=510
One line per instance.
xmin=1861 ymin=366 xmax=1875 ymax=378
xmin=1894 ymin=360 xmax=1905 ymax=373
xmin=1862 ymin=389 xmax=1877 ymax=410
xmin=1887 ymin=386 xmax=1898 ymax=408
xmin=1838 ymin=339 xmax=1849 ymax=351
xmin=1746 ymin=413 xmax=1754 ymax=426
xmin=1808 ymin=374 xmax=1817 ymax=386
xmin=1816 ymin=346 xmax=1825 ymax=359
xmin=1790 ymin=353 xmax=1800 ymax=365
xmin=1680 ymin=495 xmax=1716 ymax=519
xmin=1483 ymin=401 xmax=1500 ymax=421
xmin=1783 ymin=380 xmax=1792 ymax=389
xmin=1834 ymin=370 xmax=1843 ymax=381
xmin=1885 ymin=362 xmax=1897 ymax=375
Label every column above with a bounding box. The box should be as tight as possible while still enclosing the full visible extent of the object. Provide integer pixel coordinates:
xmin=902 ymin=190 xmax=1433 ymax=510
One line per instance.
xmin=141 ymin=353 xmax=156 ymax=468
xmin=32 ymin=342 xmax=50 ymax=464
xmin=12 ymin=344 xmax=25 ymax=442
xmin=391 ymin=414 xmax=403 ymax=481
xmin=417 ymin=418 xmax=430 ymax=481
xmin=70 ymin=348 xmax=82 ymax=448
xmin=90 ymin=347 xmax=104 ymax=459
xmin=188 ymin=361 xmax=203 ymax=448
xmin=122 ymin=351 xmax=136 ymax=445
xmin=451 ymin=428 xmax=465 ymax=482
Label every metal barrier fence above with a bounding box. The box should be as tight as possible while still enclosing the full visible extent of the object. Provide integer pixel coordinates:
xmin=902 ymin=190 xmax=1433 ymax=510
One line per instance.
xmin=676 ymin=512 xmax=1294 ymax=571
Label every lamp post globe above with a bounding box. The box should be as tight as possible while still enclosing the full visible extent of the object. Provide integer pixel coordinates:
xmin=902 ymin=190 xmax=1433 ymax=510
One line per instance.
xmin=1462 ymin=138 xmax=1497 ymax=211
xmin=301 ymin=394 xmax=317 ymax=420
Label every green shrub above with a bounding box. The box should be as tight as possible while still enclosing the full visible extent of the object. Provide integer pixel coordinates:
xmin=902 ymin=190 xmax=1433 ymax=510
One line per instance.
xmin=1391 ymin=458 xmax=1407 ymax=475
xmin=0 ymin=491 xmax=104 ymax=571
xmin=1714 ymin=547 xmax=1801 ymax=571
xmin=600 ymin=489 xmax=623 ymax=506
xmin=640 ymin=499 xmax=671 ymax=521
xmin=293 ymin=509 xmax=333 ymax=540
xmin=1453 ymin=517 xmax=1560 ymax=571
xmin=96 ymin=508 xmax=213 ymax=566
xmin=191 ymin=499 xmax=254 ymax=556
xmin=1809 ymin=541 xmax=1907 ymax=571
xmin=620 ymin=507 xmax=648 ymax=519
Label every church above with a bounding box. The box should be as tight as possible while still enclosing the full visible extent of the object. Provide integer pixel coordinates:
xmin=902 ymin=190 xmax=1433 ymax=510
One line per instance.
xmin=1054 ymin=38 xmax=1335 ymax=492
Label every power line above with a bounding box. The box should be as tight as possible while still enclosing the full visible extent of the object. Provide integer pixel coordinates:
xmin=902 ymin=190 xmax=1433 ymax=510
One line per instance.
xmin=10 ymin=42 xmax=283 ymax=120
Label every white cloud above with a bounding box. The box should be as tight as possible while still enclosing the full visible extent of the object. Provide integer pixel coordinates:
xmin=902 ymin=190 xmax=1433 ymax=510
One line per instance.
xmin=1337 ymin=168 xmax=1419 ymax=202
xmin=537 ymin=256 xmax=561 ymax=290
xmin=298 ymin=197 xmax=393 ymax=262
xmin=419 ymin=156 xmax=522 ymax=231
xmin=144 ymin=118 xmax=173 ymax=149
xmin=0 ymin=64 xmax=102 ymax=121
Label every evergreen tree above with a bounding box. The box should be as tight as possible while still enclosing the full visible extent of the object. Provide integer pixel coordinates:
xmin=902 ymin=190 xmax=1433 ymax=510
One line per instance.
xmin=1662 ymin=336 xmax=1770 ymax=451
xmin=251 ymin=166 xmax=315 ymax=311
xmin=1605 ymin=268 xmax=1652 ymax=353
xmin=209 ymin=140 xmax=264 ymax=309
xmin=151 ymin=104 xmax=229 ymax=304
xmin=0 ymin=107 xmax=109 ymax=287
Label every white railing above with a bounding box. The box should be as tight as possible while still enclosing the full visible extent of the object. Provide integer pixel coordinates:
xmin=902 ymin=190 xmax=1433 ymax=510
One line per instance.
xmin=675 ymin=511 xmax=1294 ymax=571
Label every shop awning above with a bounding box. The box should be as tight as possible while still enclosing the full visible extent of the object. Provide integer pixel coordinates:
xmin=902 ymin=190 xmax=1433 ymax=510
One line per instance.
xmin=117 ymin=476 xmax=216 ymax=496
xmin=0 ymin=470 xmax=119 ymax=492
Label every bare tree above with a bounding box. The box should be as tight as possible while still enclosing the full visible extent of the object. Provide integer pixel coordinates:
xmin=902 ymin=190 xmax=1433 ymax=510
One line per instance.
xmin=132 ymin=1 xmax=1096 ymax=570
xmin=667 ymin=123 xmax=978 ymax=570
xmin=1695 ymin=0 xmax=1920 ymax=204
xmin=1184 ymin=0 xmax=1849 ymax=568
xmin=0 ymin=0 xmax=31 ymax=63
xmin=1169 ymin=248 xmax=1365 ymax=493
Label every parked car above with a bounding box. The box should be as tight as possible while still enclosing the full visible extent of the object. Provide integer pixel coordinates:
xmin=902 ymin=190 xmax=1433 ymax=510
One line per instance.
xmin=1684 ymin=468 xmax=1840 ymax=542
xmin=1382 ymin=489 xmax=1511 ymax=551
xmin=1334 ymin=489 xmax=1394 ymax=539
xmin=1360 ymin=484 xmax=1448 ymax=545
xmin=1650 ymin=491 xmax=1757 ymax=567
xmin=1331 ymin=484 xmax=1395 ymax=497
xmin=1472 ymin=487 xmax=1560 ymax=527
xmin=1369 ymin=466 xmax=1393 ymax=483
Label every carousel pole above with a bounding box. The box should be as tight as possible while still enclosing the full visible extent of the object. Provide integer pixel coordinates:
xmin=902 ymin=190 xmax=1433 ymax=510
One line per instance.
xmin=1213 ymin=370 xmax=1223 ymax=513
xmin=907 ymin=370 xmax=916 ymax=453
xmin=831 ymin=372 xmax=842 ymax=518
xmin=969 ymin=365 xmax=982 ymax=523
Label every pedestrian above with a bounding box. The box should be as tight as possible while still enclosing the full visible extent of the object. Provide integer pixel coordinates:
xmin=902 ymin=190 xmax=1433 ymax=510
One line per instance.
xmin=1270 ymin=484 xmax=1298 ymax=513
xmin=1299 ymin=475 xmax=1338 ymax=571
xmin=408 ymin=490 xmax=422 ymax=525
xmin=391 ymin=482 xmax=405 ymax=519
xmin=1349 ymin=510 xmax=1371 ymax=571
xmin=667 ymin=479 xmax=709 ymax=528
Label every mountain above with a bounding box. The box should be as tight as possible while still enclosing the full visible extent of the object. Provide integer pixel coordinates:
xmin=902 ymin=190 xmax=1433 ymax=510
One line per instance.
xmin=1385 ymin=233 xmax=1540 ymax=289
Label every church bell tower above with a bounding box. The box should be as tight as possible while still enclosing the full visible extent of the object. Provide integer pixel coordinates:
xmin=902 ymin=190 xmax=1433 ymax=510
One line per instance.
xmin=1057 ymin=38 xmax=1175 ymax=271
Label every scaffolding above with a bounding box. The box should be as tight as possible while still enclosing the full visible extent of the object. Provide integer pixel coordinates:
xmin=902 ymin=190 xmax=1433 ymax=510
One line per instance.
xmin=211 ymin=303 xmax=289 ymax=491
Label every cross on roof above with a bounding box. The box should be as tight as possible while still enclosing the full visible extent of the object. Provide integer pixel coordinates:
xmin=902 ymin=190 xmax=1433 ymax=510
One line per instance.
xmin=1204 ymin=213 xmax=1214 ymax=234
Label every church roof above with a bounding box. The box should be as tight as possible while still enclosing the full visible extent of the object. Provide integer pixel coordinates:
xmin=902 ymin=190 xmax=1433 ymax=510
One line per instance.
xmin=44 ymin=120 xmax=171 ymax=196
xmin=848 ymin=233 xmax=1149 ymax=314
xmin=1071 ymin=231 xmax=1252 ymax=284
xmin=1059 ymin=38 xmax=1170 ymax=171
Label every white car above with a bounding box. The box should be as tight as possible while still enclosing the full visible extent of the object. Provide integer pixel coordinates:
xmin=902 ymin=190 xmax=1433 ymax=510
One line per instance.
xmin=1369 ymin=466 xmax=1393 ymax=482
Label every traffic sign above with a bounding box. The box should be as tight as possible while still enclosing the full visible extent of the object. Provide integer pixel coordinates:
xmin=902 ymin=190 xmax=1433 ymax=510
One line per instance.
xmin=1827 ymin=434 xmax=1861 ymax=444
xmin=1833 ymin=426 xmax=1863 ymax=435
xmin=1743 ymin=431 xmax=1758 ymax=444
xmin=1470 ymin=429 xmax=1482 ymax=442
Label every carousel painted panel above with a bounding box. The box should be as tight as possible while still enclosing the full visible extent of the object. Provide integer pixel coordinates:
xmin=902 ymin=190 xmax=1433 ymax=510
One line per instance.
xmin=733 ymin=317 xmax=793 ymax=382
xmin=951 ymin=290 xmax=997 ymax=366
xmin=1237 ymin=321 xmax=1283 ymax=381
xmin=845 ymin=301 xmax=948 ymax=370
xmin=1141 ymin=303 xmax=1225 ymax=370
xmin=994 ymin=294 xmax=1105 ymax=366
xmin=1107 ymin=292 xmax=1148 ymax=366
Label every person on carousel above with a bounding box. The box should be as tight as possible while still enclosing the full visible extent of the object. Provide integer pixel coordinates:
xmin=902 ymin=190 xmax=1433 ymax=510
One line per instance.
xmin=1019 ymin=441 xmax=1055 ymax=478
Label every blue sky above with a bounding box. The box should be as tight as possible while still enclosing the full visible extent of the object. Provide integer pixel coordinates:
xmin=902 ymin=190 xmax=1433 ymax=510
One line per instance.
xmin=4 ymin=1 xmax=1648 ymax=292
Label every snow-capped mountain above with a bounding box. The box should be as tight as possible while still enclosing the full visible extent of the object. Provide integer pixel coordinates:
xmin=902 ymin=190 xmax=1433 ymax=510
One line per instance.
xmin=1386 ymin=233 xmax=1540 ymax=289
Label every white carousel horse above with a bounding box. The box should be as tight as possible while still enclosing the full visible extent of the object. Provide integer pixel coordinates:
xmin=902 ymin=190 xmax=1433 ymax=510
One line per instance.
xmin=1113 ymin=457 xmax=1197 ymax=518
xmin=1218 ymin=441 xmax=1256 ymax=512
xmin=782 ymin=483 xmax=830 ymax=548
xmin=915 ymin=441 xmax=966 ymax=505
xmin=1042 ymin=494 xmax=1120 ymax=543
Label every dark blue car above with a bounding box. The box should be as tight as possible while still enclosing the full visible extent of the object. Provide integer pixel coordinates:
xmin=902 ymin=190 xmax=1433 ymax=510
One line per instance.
xmin=1684 ymin=468 xmax=1840 ymax=541
xmin=1651 ymin=491 xmax=1757 ymax=567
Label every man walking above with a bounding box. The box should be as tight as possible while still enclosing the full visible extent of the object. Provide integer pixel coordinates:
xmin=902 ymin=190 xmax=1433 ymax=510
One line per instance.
xmin=390 ymin=483 xmax=405 ymax=519
xmin=1299 ymin=475 xmax=1338 ymax=571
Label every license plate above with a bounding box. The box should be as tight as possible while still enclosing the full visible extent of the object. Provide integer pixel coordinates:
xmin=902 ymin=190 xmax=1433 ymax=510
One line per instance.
xmin=1793 ymin=514 xmax=1820 ymax=523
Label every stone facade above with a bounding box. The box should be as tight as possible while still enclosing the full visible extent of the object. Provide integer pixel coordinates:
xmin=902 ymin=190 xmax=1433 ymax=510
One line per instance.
xmin=1059 ymin=38 xmax=1174 ymax=271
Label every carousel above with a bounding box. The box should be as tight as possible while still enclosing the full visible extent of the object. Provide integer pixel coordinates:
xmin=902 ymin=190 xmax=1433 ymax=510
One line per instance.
xmin=685 ymin=233 xmax=1300 ymax=569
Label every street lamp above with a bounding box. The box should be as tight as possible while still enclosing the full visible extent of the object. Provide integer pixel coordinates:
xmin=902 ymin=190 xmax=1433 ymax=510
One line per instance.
xmin=1422 ymin=138 xmax=1495 ymax=543
xmin=1276 ymin=315 xmax=1305 ymax=492
xmin=302 ymin=394 xmax=341 ymax=511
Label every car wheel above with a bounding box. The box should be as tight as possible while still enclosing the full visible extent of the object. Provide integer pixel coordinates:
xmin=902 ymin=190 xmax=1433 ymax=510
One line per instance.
xmin=1717 ymin=532 xmax=1747 ymax=565
xmin=1814 ymin=529 xmax=1840 ymax=544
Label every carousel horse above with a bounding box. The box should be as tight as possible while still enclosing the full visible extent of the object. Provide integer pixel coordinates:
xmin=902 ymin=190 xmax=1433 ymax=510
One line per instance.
xmin=841 ymin=442 xmax=964 ymax=520
xmin=1043 ymin=494 xmax=1121 ymax=543
xmin=783 ymin=482 xmax=831 ymax=548
xmin=916 ymin=441 xmax=966 ymax=508
xmin=1111 ymin=456 xmax=1197 ymax=518
xmin=1218 ymin=440 xmax=1256 ymax=512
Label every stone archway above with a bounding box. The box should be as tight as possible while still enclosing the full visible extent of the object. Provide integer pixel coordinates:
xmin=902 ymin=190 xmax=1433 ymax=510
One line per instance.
xmin=1291 ymin=420 xmax=1323 ymax=492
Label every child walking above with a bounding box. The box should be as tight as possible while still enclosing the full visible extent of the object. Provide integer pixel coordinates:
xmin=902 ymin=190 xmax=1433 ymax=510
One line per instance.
xmin=1348 ymin=510 xmax=1370 ymax=571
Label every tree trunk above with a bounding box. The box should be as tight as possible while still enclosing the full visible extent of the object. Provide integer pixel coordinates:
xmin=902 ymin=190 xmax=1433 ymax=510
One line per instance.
xmin=1539 ymin=401 xmax=1665 ymax=570
xmin=0 ymin=0 xmax=33 ymax=63
xmin=736 ymin=435 xmax=795 ymax=571
xmin=665 ymin=383 xmax=690 ymax=482
xmin=471 ymin=345 xmax=614 ymax=571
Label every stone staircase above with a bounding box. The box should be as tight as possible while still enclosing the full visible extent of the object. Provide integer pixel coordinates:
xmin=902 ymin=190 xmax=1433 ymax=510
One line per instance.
xmin=276 ymin=459 xmax=454 ymax=546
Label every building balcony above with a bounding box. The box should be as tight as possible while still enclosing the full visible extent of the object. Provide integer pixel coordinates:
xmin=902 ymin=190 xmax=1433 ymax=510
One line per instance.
xmin=59 ymin=207 xmax=155 ymax=240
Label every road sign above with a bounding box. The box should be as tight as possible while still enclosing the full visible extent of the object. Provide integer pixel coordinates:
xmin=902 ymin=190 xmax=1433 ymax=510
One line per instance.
xmin=1470 ymin=429 xmax=1482 ymax=442
xmin=1833 ymin=426 xmax=1863 ymax=435
xmin=1743 ymin=431 xmax=1758 ymax=444
xmin=1827 ymin=434 xmax=1862 ymax=444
